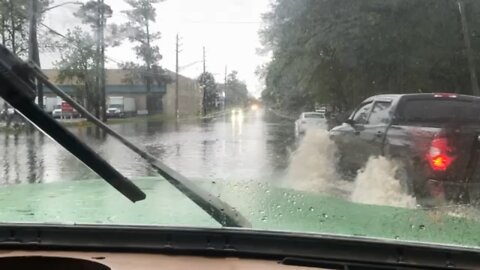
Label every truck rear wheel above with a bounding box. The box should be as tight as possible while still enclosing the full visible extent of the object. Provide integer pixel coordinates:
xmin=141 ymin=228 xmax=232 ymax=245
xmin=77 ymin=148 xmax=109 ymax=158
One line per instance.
xmin=393 ymin=158 xmax=432 ymax=206
xmin=393 ymin=157 xmax=428 ymax=197
xmin=393 ymin=161 xmax=415 ymax=196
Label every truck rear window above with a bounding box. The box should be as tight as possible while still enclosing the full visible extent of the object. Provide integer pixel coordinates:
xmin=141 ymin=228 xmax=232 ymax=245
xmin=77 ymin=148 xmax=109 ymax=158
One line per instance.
xmin=398 ymin=99 xmax=480 ymax=124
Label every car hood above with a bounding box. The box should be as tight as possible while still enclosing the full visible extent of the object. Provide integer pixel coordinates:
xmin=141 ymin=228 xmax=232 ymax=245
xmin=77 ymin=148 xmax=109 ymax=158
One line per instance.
xmin=1 ymin=177 xmax=480 ymax=249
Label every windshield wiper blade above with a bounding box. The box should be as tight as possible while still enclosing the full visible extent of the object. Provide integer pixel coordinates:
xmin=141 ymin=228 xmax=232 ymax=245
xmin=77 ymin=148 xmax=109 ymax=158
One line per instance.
xmin=0 ymin=45 xmax=251 ymax=228
xmin=0 ymin=46 xmax=146 ymax=203
xmin=37 ymin=71 xmax=251 ymax=228
xmin=36 ymin=71 xmax=251 ymax=228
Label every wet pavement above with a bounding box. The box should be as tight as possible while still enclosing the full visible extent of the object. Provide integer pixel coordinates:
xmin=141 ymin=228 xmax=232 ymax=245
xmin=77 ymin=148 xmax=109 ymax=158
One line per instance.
xmin=0 ymin=109 xmax=296 ymax=185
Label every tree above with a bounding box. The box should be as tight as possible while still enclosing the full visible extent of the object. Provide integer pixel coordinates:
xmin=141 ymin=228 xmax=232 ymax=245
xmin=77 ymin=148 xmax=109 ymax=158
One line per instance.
xmin=75 ymin=0 xmax=114 ymax=122
xmin=260 ymin=0 xmax=480 ymax=114
xmin=120 ymin=0 xmax=167 ymax=114
xmin=225 ymin=71 xmax=248 ymax=108
xmin=28 ymin=0 xmax=52 ymax=109
xmin=198 ymin=72 xmax=217 ymax=115
xmin=0 ymin=0 xmax=29 ymax=56
xmin=54 ymin=27 xmax=98 ymax=117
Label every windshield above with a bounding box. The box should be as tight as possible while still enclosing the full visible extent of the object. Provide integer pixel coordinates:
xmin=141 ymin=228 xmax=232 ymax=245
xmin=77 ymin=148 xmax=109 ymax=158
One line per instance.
xmin=3 ymin=0 xmax=480 ymax=252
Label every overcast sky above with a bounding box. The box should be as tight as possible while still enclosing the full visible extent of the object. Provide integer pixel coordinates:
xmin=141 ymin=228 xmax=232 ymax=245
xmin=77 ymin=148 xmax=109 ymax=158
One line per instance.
xmin=41 ymin=0 xmax=272 ymax=97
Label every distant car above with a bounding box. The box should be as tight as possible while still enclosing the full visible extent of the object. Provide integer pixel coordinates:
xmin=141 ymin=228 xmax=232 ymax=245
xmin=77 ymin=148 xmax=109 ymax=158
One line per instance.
xmin=2 ymin=108 xmax=15 ymax=115
xmin=315 ymin=106 xmax=327 ymax=114
xmin=52 ymin=102 xmax=78 ymax=119
xmin=52 ymin=105 xmax=62 ymax=119
xmin=295 ymin=112 xmax=327 ymax=135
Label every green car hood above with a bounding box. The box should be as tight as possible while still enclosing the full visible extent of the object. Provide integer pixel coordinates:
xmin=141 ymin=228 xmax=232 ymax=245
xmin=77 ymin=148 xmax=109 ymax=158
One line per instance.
xmin=1 ymin=177 xmax=480 ymax=249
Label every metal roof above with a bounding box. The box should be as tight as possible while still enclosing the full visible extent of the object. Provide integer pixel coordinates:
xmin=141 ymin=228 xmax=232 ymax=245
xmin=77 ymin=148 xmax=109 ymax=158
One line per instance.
xmin=44 ymin=84 xmax=166 ymax=94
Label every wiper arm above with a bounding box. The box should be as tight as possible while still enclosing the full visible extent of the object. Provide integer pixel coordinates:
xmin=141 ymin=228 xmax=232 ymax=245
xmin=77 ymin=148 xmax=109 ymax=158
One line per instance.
xmin=0 ymin=46 xmax=251 ymax=228
xmin=0 ymin=46 xmax=146 ymax=203
xmin=38 ymin=70 xmax=251 ymax=227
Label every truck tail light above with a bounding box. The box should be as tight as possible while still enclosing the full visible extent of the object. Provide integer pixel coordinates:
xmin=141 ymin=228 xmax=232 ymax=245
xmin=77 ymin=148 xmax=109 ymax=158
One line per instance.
xmin=427 ymin=137 xmax=455 ymax=171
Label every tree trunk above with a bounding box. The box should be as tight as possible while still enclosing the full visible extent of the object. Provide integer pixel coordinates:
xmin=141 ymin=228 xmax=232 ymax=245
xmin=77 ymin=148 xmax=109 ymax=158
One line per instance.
xmin=94 ymin=0 xmax=101 ymax=121
xmin=145 ymin=18 xmax=153 ymax=115
xmin=29 ymin=0 xmax=43 ymax=108
xmin=9 ymin=0 xmax=16 ymax=54
xmin=202 ymin=85 xmax=207 ymax=116
xmin=99 ymin=0 xmax=107 ymax=122
xmin=1 ymin=5 xmax=6 ymax=46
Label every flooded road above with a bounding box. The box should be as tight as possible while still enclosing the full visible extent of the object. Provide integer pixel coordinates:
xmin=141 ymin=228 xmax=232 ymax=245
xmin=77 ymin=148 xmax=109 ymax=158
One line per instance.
xmin=0 ymin=109 xmax=295 ymax=185
xmin=0 ymin=108 xmax=420 ymax=210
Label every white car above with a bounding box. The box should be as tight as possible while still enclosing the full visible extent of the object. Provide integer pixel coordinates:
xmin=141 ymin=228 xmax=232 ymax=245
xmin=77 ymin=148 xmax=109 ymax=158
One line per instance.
xmin=295 ymin=112 xmax=327 ymax=135
xmin=52 ymin=105 xmax=62 ymax=119
xmin=2 ymin=108 xmax=15 ymax=115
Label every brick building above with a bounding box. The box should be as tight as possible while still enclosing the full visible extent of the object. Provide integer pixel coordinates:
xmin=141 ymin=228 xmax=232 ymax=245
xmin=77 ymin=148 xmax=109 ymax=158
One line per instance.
xmin=41 ymin=69 xmax=202 ymax=116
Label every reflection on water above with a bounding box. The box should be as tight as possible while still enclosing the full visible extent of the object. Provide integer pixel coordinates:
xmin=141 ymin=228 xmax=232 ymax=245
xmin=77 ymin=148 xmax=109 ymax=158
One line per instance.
xmin=0 ymin=109 xmax=295 ymax=185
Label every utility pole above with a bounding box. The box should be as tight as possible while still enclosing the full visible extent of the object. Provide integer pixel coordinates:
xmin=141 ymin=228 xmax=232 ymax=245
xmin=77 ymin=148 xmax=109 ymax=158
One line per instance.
xmin=224 ymin=65 xmax=227 ymax=110
xmin=99 ymin=0 xmax=107 ymax=122
xmin=201 ymin=46 xmax=207 ymax=116
xmin=95 ymin=0 xmax=101 ymax=120
xmin=203 ymin=46 xmax=206 ymax=73
xmin=28 ymin=0 xmax=43 ymax=109
xmin=458 ymin=0 xmax=480 ymax=96
xmin=175 ymin=34 xmax=182 ymax=118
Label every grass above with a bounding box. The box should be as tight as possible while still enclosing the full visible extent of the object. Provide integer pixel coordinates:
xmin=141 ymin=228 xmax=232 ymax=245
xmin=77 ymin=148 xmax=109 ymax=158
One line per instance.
xmin=0 ymin=124 xmax=36 ymax=134
xmin=0 ymin=113 xmax=187 ymax=132
xmin=59 ymin=114 xmax=174 ymax=128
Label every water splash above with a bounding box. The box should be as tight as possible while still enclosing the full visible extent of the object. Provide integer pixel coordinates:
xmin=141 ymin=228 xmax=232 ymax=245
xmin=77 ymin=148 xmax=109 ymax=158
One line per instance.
xmin=286 ymin=129 xmax=344 ymax=193
xmin=286 ymin=129 xmax=416 ymax=208
xmin=351 ymin=156 xmax=417 ymax=208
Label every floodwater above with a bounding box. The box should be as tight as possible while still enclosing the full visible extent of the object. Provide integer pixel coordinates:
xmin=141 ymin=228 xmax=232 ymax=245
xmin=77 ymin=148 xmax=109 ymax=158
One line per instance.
xmin=0 ymin=109 xmax=295 ymax=185
xmin=0 ymin=108 xmax=423 ymax=209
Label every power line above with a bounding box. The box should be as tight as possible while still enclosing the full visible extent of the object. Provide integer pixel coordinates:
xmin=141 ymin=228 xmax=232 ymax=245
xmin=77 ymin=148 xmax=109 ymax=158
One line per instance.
xmin=39 ymin=22 xmax=123 ymax=65
xmin=179 ymin=60 xmax=202 ymax=71
xmin=116 ymin=12 xmax=261 ymax=25
xmin=181 ymin=20 xmax=262 ymax=25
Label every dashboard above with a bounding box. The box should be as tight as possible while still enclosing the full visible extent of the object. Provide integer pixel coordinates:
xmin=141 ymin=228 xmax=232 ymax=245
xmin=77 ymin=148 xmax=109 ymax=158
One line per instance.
xmin=0 ymin=251 xmax=319 ymax=270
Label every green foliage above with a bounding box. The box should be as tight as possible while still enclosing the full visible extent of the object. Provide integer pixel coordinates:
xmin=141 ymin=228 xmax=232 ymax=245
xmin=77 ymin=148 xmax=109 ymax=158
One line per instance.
xmin=120 ymin=0 xmax=168 ymax=116
xmin=0 ymin=0 xmax=51 ymax=56
xmin=75 ymin=1 xmax=112 ymax=26
xmin=225 ymin=71 xmax=248 ymax=108
xmin=198 ymin=72 xmax=217 ymax=115
xmin=0 ymin=0 xmax=29 ymax=56
xmin=121 ymin=0 xmax=164 ymax=69
xmin=260 ymin=0 xmax=480 ymax=113
xmin=54 ymin=27 xmax=97 ymax=112
xmin=75 ymin=1 xmax=120 ymax=47
xmin=120 ymin=0 xmax=168 ymax=114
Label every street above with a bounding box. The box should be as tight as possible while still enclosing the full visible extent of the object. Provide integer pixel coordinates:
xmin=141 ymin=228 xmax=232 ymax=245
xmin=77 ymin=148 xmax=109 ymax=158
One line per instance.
xmin=0 ymin=108 xmax=420 ymax=210
xmin=0 ymin=109 xmax=295 ymax=185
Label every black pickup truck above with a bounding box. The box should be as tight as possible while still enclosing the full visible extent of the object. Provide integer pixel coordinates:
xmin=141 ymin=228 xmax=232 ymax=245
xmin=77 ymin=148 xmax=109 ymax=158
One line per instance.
xmin=329 ymin=93 xmax=480 ymax=204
